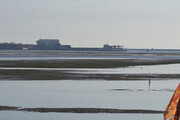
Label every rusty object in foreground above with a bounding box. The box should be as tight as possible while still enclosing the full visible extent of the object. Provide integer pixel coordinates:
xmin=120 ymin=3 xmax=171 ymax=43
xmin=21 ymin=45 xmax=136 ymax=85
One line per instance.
xmin=164 ymin=83 xmax=180 ymax=120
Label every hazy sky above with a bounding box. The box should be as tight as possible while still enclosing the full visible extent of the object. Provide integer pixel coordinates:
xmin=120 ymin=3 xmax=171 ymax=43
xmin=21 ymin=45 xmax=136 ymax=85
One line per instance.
xmin=0 ymin=0 xmax=180 ymax=48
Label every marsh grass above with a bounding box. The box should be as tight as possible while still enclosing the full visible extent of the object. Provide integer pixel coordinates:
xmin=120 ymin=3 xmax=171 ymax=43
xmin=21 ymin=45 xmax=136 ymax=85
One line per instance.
xmin=0 ymin=59 xmax=180 ymax=68
xmin=0 ymin=105 xmax=163 ymax=114
xmin=1 ymin=69 xmax=180 ymax=80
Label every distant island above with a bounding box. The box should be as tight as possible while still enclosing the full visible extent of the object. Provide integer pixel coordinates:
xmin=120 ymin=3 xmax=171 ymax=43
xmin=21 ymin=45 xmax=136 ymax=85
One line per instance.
xmin=0 ymin=39 xmax=127 ymax=51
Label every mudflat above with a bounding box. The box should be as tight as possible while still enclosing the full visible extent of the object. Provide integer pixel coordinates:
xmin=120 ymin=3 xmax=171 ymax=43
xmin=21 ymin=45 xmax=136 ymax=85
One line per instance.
xmin=0 ymin=105 xmax=163 ymax=114
xmin=0 ymin=58 xmax=180 ymax=80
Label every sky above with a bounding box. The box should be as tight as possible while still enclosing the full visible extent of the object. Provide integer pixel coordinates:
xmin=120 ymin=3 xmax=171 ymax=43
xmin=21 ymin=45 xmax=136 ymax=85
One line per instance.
xmin=0 ymin=0 xmax=180 ymax=49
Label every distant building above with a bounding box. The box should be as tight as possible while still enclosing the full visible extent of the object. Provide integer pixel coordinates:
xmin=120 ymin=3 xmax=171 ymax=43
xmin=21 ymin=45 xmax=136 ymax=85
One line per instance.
xmin=0 ymin=42 xmax=22 ymax=50
xmin=29 ymin=39 xmax=71 ymax=50
xmin=29 ymin=39 xmax=126 ymax=51
xmin=0 ymin=39 xmax=126 ymax=51
xmin=36 ymin=39 xmax=60 ymax=47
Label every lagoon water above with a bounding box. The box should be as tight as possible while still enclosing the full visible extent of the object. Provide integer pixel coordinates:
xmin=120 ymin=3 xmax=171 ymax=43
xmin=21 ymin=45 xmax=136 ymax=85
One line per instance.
xmin=0 ymin=111 xmax=162 ymax=120
xmin=1 ymin=63 xmax=180 ymax=74
xmin=0 ymin=50 xmax=180 ymax=120
xmin=0 ymin=80 xmax=178 ymax=109
xmin=67 ymin=63 xmax=180 ymax=74
xmin=0 ymin=80 xmax=179 ymax=120
xmin=1 ymin=50 xmax=180 ymax=60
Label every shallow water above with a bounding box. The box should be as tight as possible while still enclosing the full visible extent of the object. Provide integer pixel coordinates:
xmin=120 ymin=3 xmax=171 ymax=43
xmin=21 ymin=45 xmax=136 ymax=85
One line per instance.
xmin=0 ymin=50 xmax=180 ymax=120
xmin=1 ymin=63 xmax=180 ymax=74
xmin=0 ymin=80 xmax=178 ymax=120
xmin=0 ymin=111 xmax=163 ymax=120
xmin=0 ymin=50 xmax=180 ymax=60
xmin=68 ymin=63 xmax=180 ymax=74
xmin=0 ymin=80 xmax=178 ymax=110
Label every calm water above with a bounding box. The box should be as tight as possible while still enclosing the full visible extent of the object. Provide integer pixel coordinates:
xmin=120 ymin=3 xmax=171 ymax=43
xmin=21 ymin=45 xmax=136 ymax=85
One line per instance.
xmin=0 ymin=80 xmax=179 ymax=120
xmin=1 ymin=63 xmax=180 ymax=74
xmin=0 ymin=50 xmax=180 ymax=60
xmin=0 ymin=80 xmax=178 ymax=109
xmin=0 ymin=111 xmax=162 ymax=120
xmin=67 ymin=63 xmax=180 ymax=74
xmin=0 ymin=50 xmax=180 ymax=119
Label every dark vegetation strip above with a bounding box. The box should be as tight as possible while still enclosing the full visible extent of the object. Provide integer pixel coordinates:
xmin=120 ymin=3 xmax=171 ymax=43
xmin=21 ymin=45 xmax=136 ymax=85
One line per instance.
xmin=0 ymin=59 xmax=180 ymax=68
xmin=0 ymin=69 xmax=180 ymax=80
xmin=0 ymin=106 xmax=163 ymax=114
xmin=1 ymin=59 xmax=180 ymax=80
